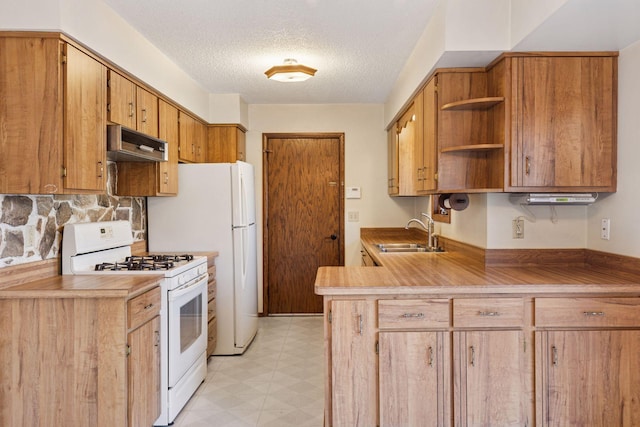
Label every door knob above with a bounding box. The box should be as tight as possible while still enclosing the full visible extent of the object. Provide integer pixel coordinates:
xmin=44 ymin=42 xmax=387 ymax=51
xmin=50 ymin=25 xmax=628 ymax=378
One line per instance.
xmin=330 ymin=234 xmax=337 ymax=240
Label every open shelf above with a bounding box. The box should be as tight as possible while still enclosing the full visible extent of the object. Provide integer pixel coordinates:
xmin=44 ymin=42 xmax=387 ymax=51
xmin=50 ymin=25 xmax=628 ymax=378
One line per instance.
xmin=441 ymin=97 xmax=505 ymax=111
xmin=440 ymin=144 xmax=504 ymax=153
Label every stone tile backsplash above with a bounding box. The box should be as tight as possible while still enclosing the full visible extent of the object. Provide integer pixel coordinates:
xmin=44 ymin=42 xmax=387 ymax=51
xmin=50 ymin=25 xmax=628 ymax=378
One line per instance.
xmin=0 ymin=162 xmax=145 ymax=268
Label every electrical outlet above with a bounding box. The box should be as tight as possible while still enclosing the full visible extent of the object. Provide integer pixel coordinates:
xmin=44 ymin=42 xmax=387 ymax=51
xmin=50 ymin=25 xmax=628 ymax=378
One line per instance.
xmin=601 ymin=218 xmax=611 ymax=240
xmin=347 ymin=211 xmax=359 ymax=222
xmin=512 ymin=219 xmax=524 ymax=239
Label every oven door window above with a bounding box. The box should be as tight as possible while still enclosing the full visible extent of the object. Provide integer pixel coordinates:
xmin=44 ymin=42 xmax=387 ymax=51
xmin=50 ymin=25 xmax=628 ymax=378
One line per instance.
xmin=180 ymin=293 xmax=202 ymax=352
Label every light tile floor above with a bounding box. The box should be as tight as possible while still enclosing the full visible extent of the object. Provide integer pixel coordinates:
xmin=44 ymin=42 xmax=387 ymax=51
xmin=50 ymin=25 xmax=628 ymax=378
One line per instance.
xmin=173 ymin=316 xmax=325 ymax=427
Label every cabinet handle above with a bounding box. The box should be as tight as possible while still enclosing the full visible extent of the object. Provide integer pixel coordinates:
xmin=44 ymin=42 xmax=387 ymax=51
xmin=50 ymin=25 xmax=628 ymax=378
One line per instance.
xmin=583 ymin=311 xmax=605 ymax=317
xmin=154 ymin=330 xmax=160 ymax=347
xmin=478 ymin=311 xmax=500 ymax=317
xmin=141 ymin=108 xmax=147 ymax=123
xmin=470 ymin=346 xmax=475 ymax=366
xmin=191 ymin=143 xmax=195 ymax=154
xmin=401 ymin=312 xmax=425 ymax=318
xmin=143 ymin=303 xmax=154 ymax=310
xmin=164 ymin=171 xmax=169 ymax=184
xmin=525 ymin=156 xmax=531 ymax=175
xmin=128 ymin=102 xmax=134 ymax=118
xmin=358 ymin=314 xmax=363 ymax=335
xmin=552 ymin=345 xmax=558 ymax=366
xmin=97 ymin=161 xmax=103 ymax=178
xmin=428 ymin=346 xmax=434 ymax=367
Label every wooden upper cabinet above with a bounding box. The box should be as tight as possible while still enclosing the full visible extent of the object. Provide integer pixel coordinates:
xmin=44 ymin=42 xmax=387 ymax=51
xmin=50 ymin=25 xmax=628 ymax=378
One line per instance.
xmin=207 ymin=124 xmax=246 ymax=163
xmin=194 ymin=120 xmax=207 ymax=162
xmin=387 ymin=127 xmax=399 ymax=195
xmin=420 ymin=79 xmax=437 ymax=193
xmin=178 ymin=110 xmax=197 ymax=162
xmin=107 ymin=70 xmax=136 ymax=129
xmin=115 ymin=99 xmax=179 ymax=196
xmin=508 ymin=55 xmax=617 ymax=192
xmin=63 ymin=43 xmax=107 ymax=193
xmin=108 ymin=70 xmax=159 ymax=138
xmin=136 ymin=87 xmax=159 ymax=138
xmin=0 ymin=35 xmax=106 ymax=195
xmin=396 ymin=100 xmax=420 ymax=196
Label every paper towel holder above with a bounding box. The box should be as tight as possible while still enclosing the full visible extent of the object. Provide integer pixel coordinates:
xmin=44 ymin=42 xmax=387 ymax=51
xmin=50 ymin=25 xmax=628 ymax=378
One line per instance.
xmin=438 ymin=193 xmax=469 ymax=211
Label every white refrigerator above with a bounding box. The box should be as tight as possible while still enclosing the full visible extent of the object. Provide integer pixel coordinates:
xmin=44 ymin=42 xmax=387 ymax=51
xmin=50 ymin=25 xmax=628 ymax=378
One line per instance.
xmin=148 ymin=161 xmax=258 ymax=355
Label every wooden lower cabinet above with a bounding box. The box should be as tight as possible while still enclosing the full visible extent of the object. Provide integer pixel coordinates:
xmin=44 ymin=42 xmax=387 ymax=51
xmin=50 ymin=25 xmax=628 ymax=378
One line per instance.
xmin=379 ymin=331 xmax=449 ymax=427
xmin=0 ymin=285 xmax=161 ymax=426
xmin=453 ymin=330 xmax=531 ymax=426
xmin=128 ymin=315 xmax=161 ymax=427
xmin=324 ymin=295 xmax=640 ymax=427
xmin=330 ymin=299 xmax=377 ymax=427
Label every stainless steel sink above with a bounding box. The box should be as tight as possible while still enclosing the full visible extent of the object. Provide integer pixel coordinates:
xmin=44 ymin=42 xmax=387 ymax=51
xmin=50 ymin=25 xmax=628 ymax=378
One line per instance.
xmin=376 ymin=243 xmax=444 ymax=253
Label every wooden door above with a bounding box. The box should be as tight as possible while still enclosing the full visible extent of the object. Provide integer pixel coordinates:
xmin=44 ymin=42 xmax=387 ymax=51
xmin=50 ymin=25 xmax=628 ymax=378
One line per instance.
xmin=397 ymin=104 xmax=417 ymax=195
xmin=379 ymin=331 xmax=449 ymax=427
xmin=421 ymin=78 xmax=437 ymax=193
xmin=331 ymin=300 xmax=377 ymax=427
xmin=514 ymin=56 xmax=616 ymax=189
xmin=63 ymin=43 xmax=107 ymax=193
xmin=387 ymin=127 xmax=399 ymax=195
xmin=178 ymin=111 xmax=196 ymax=162
xmin=264 ymin=133 xmax=344 ymax=314
xmin=537 ymin=330 xmax=640 ymax=426
xmin=454 ymin=330 xmax=531 ymax=426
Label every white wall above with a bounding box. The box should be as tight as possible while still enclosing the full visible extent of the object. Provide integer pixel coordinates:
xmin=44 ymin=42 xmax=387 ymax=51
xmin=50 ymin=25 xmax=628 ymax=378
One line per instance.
xmin=587 ymin=39 xmax=640 ymax=257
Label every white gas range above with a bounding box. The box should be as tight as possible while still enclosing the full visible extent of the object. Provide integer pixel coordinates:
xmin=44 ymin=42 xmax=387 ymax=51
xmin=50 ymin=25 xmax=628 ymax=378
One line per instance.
xmin=62 ymin=221 xmax=208 ymax=426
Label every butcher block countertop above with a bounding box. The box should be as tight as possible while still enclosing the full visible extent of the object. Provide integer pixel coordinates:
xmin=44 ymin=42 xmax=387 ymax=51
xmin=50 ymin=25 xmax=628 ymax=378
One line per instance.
xmin=314 ymin=228 xmax=640 ymax=296
xmin=0 ymin=274 xmax=162 ymax=299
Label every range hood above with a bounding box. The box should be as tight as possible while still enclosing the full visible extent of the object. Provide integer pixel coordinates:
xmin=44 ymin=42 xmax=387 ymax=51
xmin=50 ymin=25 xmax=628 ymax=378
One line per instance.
xmin=509 ymin=193 xmax=598 ymax=205
xmin=107 ymin=124 xmax=168 ymax=162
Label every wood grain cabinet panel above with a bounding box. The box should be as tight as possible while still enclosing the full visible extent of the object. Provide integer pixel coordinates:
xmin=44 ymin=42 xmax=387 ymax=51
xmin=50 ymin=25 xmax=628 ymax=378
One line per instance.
xmin=0 ymin=35 xmax=106 ymax=194
xmin=535 ymin=297 xmax=640 ymax=327
xmin=379 ymin=331 xmax=450 ymax=427
xmin=536 ymin=330 xmax=640 ymax=426
xmin=207 ymin=124 xmax=246 ymax=163
xmin=454 ymin=330 xmax=531 ymax=426
xmin=206 ymin=264 xmax=218 ymax=357
xmin=453 ymin=297 xmax=524 ymax=328
xmin=508 ymin=55 xmax=617 ymax=192
xmin=330 ymin=299 xmax=377 ymax=427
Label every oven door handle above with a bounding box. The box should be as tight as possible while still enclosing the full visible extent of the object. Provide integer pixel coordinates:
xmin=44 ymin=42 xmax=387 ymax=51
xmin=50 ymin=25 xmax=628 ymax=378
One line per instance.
xmin=169 ymin=276 xmax=207 ymax=301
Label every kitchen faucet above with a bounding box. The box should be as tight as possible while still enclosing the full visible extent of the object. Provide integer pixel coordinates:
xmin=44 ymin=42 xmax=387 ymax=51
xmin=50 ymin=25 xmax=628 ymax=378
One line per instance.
xmin=405 ymin=213 xmax=436 ymax=251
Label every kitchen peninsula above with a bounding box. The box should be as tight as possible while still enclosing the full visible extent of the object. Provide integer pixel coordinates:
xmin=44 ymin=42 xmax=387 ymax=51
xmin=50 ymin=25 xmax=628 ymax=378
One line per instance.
xmin=315 ymin=228 xmax=640 ymax=427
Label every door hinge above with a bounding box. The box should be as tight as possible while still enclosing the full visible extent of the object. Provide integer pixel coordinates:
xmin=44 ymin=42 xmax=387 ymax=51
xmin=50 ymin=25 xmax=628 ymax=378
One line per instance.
xmin=61 ymin=167 xmax=67 ymax=178
xmin=126 ymin=344 xmax=131 ymax=357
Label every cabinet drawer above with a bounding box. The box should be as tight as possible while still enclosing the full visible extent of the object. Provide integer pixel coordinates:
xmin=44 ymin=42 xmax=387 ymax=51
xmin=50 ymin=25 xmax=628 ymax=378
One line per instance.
xmin=453 ymin=298 xmax=524 ymax=328
xmin=378 ymin=299 xmax=449 ymax=329
xmin=207 ymin=317 xmax=218 ymax=356
xmin=128 ymin=286 xmax=161 ymax=330
xmin=207 ymin=279 xmax=217 ymax=301
xmin=208 ymin=298 xmax=216 ymax=322
xmin=535 ymin=297 xmax=640 ymax=327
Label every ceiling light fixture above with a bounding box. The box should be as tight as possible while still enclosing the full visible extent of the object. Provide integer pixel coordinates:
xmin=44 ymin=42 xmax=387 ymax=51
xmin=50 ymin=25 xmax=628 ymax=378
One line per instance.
xmin=265 ymin=58 xmax=317 ymax=82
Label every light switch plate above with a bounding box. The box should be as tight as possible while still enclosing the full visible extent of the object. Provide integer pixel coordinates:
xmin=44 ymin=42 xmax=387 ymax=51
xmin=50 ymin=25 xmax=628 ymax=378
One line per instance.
xmin=346 ymin=187 xmax=361 ymax=199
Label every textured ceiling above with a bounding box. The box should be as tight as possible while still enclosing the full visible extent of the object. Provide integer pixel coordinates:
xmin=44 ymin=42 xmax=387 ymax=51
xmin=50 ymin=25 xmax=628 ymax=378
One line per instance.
xmin=102 ymin=0 xmax=439 ymax=104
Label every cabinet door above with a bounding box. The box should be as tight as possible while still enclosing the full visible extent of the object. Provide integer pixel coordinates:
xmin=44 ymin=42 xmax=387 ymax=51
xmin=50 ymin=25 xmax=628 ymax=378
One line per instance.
xmin=379 ymin=331 xmax=449 ymax=427
xmin=107 ymin=70 xmax=136 ymax=129
xmin=387 ymin=127 xmax=399 ymax=195
xmin=128 ymin=316 xmax=161 ymax=427
xmin=178 ymin=110 xmax=197 ymax=162
xmin=420 ymin=78 xmax=437 ymax=193
xmin=397 ymin=104 xmax=418 ymax=195
xmin=536 ymin=330 xmax=640 ymax=427
xmin=0 ymin=36 xmax=63 ymax=194
xmin=194 ymin=120 xmax=207 ymax=162
xmin=454 ymin=330 xmax=531 ymax=426
xmin=331 ymin=300 xmax=377 ymax=427
xmin=514 ymin=56 xmax=616 ymax=190
xmin=158 ymin=100 xmax=179 ymax=195
xmin=136 ymin=87 xmax=159 ymax=137
xmin=63 ymin=43 xmax=107 ymax=193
